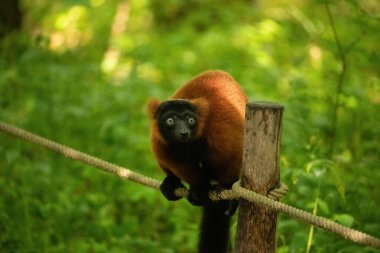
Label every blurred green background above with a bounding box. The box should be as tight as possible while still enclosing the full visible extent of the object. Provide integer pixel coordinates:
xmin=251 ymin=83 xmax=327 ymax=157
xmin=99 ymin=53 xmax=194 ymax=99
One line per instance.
xmin=0 ymin=0 xmax=379 ymax=252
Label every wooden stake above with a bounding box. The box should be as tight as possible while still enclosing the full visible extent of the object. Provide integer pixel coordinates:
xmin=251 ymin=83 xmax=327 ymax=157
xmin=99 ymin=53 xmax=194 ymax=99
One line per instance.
xmin=234 ymin=102 xmax=284 ymax=253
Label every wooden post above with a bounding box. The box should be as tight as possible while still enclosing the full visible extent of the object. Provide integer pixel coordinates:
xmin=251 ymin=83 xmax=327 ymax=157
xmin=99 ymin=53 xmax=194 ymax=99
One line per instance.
xmin=234 ymin=102 xmax=284 ymax=253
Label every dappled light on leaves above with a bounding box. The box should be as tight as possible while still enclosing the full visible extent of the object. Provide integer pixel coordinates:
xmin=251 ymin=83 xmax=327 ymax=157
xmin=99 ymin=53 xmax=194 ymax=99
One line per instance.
xmin=50 ymin=6 xmax=91 ymax=51
xmin=101 ymin=1 xmax=129 ymax=75
xmin=308 ymin=44 xmax=322 ymax=67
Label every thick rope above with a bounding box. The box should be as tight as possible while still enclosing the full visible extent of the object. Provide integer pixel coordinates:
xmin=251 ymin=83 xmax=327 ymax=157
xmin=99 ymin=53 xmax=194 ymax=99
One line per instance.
xmin=0 ymin=122 xmax=162 ymax=190
xmin=232 ymin=181 xmax=380 ymax=250
xmin=1 ymin=121 xmax=380 ymax=250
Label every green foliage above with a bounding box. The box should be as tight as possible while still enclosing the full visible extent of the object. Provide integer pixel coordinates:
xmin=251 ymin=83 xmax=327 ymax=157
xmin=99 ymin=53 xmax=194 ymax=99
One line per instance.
xmin=1 ymin=0 xmax=379 ymax=252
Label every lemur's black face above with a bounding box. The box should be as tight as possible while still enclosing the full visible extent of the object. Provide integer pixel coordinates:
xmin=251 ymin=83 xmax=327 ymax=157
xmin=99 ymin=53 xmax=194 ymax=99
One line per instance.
xmin=156 ymin=100 xmax=199 ymax=143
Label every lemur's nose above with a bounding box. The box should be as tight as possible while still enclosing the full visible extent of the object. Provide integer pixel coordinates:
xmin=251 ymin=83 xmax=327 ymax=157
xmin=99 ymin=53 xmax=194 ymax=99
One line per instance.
xmin=180 ymin=132 xmax=189 ymax=138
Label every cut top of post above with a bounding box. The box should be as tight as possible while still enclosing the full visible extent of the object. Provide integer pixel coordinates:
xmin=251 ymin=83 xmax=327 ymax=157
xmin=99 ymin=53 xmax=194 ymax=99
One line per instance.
xmin=247 ymin=101 xmax=284 ymax=110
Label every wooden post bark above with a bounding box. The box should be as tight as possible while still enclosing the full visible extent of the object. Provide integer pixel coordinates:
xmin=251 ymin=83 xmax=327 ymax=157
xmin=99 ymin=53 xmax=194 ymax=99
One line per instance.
xmin=234 ymin=102 xmax=284 ymax=253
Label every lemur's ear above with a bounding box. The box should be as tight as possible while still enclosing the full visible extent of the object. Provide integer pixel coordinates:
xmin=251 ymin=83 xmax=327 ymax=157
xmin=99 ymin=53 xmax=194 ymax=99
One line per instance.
xmin=147 ymin=99 xmax=161 ymax=119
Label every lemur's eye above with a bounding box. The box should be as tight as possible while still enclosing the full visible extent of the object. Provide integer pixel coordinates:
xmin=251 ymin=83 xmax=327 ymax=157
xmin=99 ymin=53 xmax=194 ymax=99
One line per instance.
xmin=166 ymin=117 xmax=175 ymax=126
xmin=188 ymin=117 xmax=196 ymax=125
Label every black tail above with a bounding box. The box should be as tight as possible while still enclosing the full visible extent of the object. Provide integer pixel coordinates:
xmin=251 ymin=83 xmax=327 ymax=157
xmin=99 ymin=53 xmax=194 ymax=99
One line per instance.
xmin=198 ymin=202 xmax=231 ymax=253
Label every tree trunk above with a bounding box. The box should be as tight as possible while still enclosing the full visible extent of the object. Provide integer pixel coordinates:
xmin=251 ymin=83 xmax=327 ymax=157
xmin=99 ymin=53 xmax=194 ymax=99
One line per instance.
xmin=234 ymin=102 xmax=284 ymax=253
xmin=0 ymin=0 xmax=22 ymax=38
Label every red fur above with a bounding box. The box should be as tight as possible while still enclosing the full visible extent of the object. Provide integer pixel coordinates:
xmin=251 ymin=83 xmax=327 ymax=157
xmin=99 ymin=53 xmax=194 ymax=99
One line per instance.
xmin=148 ymin=70 xmax=247 ymax=186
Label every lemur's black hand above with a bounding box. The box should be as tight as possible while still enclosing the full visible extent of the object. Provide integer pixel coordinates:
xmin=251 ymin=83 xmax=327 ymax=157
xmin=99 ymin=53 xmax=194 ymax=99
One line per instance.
xmin=188 ymin=185 xmax=213 ymax=206
xmin=160 ymin=175 xmax=185 ymax=201
xmin=188 ymin=184 xmax=239 ymax=215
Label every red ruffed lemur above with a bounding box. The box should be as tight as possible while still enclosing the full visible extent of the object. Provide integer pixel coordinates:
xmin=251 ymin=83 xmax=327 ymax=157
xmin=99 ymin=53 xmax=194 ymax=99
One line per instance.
xmin=147 ymin=70 xmax=247 ymax=253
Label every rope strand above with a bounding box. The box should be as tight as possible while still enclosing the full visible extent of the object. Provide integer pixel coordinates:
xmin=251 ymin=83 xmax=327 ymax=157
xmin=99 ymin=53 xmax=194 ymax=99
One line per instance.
xmin=1 ymin=121 xmax=379 ymax=250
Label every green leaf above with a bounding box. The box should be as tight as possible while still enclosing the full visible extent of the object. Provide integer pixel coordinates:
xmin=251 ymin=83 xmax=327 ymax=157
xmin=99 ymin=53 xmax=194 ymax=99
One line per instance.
xmin=333 ymin=214 xmax=355 ymax=227
xmin=317 ymin=199 xmax=330 ymax=215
